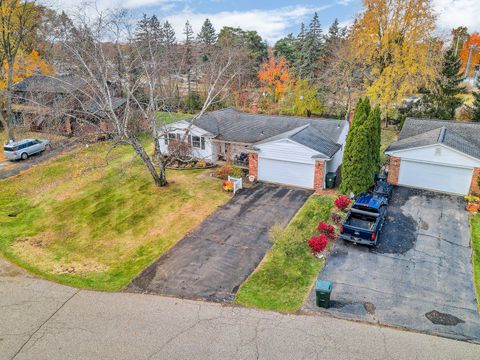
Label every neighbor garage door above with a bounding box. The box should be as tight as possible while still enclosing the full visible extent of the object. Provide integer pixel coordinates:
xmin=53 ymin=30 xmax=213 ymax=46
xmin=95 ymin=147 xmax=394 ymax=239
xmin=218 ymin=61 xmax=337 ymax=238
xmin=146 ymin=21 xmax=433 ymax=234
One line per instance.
xmin=258 ymin=157 xmax=314 ymax=189
xmin=398 ymin=160 xmax=473 ymax=195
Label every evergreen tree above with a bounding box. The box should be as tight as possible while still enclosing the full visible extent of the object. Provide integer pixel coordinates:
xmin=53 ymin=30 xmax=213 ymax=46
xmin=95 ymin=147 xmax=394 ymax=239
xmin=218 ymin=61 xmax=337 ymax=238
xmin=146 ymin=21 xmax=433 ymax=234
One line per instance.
xmin=324 ymin=19 xmax=346 ymax=57
xmin=340 ymin=98 xmax=377 ymax=195
xmin=197 ymin=18 xmax=216 ymax=46
xmin=297 ymin=13 xmax=324 ymax=80
xmin=149 ymin=15 xmax=162 ymax=43
xmin=422 ymin=47 xmax=465 ymax=119
xmin=364 ymin=105 xmax=382 ymax=173
xmin=472 ymin=81 xmax=480 ymax=122
xmin=162 ymin=21 xmax=176 ymax=46
xmin=273 ymin=33 xmax=298 ymax=64
xmin=135 ymin=14 xmax=151 ymax=44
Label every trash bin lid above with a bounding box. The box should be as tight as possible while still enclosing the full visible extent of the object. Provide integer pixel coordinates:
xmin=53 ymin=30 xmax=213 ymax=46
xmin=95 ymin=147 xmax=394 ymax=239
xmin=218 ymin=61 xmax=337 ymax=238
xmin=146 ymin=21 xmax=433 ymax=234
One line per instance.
xmin=315 ymin=279 xmax=333 ymax=292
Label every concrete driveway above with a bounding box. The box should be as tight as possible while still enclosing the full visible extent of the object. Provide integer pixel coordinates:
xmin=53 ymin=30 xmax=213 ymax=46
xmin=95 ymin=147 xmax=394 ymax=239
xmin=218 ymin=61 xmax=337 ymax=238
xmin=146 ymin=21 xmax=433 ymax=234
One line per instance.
xmin=305 ymin=186 xmax=480 ymax=343
xmin=127 ymin=183 xmax=311 ymax=301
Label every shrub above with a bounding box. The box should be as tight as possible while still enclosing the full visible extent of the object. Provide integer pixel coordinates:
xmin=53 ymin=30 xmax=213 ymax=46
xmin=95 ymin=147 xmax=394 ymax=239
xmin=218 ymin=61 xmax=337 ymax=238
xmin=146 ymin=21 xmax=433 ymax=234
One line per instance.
xmin=335 ymin=195 xmax=351 ymax=211
xmin=196 ymin=160 xmax=206 ymax=168
xmin=308 ymin=235 xmax=328 ymax=254
xmin=317 ymin=222 xmax=337 ymax=240
xmin=215 ymin=165 xmax=244 ymax=179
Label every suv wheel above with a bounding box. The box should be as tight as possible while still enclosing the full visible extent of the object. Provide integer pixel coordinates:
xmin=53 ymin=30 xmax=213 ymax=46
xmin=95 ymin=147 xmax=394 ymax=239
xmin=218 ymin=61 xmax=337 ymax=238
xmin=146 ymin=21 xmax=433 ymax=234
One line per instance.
xmin=21 ymin=152 xmax=28 ymax=160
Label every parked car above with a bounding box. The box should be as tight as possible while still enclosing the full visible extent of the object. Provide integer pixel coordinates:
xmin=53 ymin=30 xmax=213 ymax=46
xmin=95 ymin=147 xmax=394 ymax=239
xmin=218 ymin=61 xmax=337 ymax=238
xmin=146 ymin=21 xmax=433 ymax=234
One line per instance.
xmin=339 ymin=193 xmax=388 ymax=246
xmin=3 ymin=139 xmax=51 ymax=161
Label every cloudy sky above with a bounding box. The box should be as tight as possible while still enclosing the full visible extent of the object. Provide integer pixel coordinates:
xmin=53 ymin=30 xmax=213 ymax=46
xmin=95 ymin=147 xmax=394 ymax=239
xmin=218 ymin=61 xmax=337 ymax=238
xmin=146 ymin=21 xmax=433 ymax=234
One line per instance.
xmin=48 ymin=0 xmax=480 ymax=44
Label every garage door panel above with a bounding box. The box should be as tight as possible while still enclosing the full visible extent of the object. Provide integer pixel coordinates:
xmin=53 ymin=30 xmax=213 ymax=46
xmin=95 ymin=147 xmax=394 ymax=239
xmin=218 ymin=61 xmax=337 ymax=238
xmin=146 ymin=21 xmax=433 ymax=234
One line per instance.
xmin=258 ymin=157 xmax=314 ymax=189
xmin=398 ymin=160 xmax=472 ymax=195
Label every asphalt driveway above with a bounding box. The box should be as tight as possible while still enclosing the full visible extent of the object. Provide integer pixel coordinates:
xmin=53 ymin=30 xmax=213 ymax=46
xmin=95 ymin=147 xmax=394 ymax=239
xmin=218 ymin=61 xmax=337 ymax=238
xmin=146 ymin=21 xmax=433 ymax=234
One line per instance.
xmin=127 ymin=183 xmax=311 ymax=301
xmin=305 ymin=186 xmax=480 ymax=343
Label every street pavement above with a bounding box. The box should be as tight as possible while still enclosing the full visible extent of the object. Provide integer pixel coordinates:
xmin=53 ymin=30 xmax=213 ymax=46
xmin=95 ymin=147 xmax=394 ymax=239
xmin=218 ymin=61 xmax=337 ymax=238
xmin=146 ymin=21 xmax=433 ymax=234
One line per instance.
xmin=1 ymin=258 xmax=479 ymax=359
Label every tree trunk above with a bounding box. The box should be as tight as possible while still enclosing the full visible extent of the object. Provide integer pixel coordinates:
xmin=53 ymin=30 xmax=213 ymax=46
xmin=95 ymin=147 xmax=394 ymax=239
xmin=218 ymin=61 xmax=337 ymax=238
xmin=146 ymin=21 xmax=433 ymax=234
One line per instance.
xmin=129 ymin=137 xmax=167 ymax=187
xmin=5 ymin=61 xmax=16 ymax=142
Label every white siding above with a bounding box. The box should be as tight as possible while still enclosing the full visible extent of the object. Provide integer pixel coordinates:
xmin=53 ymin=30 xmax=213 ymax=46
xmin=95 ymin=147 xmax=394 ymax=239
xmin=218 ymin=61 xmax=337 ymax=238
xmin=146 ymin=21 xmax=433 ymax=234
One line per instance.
xmin=326 ymin=121 xmax=349 ymax=173
xmin=387 ymin=144 xmax=480 ymax=168
xmin=158 ymin=121 xmax=214 ymax=161
xmin=255 ymin=139 xmax=320 ymax=164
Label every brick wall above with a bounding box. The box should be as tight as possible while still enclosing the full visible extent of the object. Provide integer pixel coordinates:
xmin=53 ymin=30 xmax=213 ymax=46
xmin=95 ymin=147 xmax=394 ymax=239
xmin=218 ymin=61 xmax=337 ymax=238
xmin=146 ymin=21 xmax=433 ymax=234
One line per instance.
xmin=313 ymin=160 xmax=325 ymax=194
xmin=248 ymin=152 xmax=258 ymax=178
xmin=470 ymin=167 xmax=480 ymax=195
xmin=387 ymin=156 xmax=401 ymax=185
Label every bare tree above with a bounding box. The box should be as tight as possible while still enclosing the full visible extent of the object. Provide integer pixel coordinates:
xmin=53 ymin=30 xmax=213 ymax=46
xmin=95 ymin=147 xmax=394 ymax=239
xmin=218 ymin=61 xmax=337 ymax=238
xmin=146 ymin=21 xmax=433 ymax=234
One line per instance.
xmin=50 ymin=9 xmax=246 ymax=187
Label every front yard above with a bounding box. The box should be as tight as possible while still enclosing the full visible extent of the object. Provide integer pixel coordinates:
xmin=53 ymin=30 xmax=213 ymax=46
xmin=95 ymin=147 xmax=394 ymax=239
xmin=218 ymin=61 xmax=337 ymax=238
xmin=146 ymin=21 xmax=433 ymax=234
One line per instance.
xmin=0 ymin=138 xmax=229 ymax=290
xmin=235 ymin=195 xmax=334 ymax=312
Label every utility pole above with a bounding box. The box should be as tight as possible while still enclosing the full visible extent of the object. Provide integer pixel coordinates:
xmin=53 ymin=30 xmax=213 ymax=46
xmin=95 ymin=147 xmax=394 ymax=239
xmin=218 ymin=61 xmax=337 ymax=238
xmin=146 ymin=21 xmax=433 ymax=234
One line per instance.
xmin=465 ymin=45 xmax=480 ymax=78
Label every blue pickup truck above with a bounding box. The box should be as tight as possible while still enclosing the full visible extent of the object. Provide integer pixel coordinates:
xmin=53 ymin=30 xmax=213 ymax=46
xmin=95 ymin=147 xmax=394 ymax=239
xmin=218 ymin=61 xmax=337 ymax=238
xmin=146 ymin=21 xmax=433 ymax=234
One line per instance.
xmin=339 ymin=193 xmax=388 ymax=246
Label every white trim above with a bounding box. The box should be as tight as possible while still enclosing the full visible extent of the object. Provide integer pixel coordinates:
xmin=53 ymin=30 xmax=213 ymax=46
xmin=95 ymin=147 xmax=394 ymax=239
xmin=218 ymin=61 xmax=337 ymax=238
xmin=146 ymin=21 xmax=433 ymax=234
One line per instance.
xmin=395 ymin=157 xmax=475 ymax=170
xmin=386 ymin=143 xmax=480 ymax=163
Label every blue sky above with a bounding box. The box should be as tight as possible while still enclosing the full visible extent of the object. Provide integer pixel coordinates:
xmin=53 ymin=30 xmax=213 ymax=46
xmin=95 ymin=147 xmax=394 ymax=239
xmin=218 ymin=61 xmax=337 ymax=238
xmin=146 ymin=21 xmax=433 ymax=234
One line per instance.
xmin=51 ymin=0 xmax=479 ymax=44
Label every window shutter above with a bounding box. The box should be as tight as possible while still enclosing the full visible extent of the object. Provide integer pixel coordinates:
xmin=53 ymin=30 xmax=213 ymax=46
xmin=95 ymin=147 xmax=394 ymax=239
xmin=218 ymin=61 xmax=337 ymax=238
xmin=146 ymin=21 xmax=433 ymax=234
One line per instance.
xmin=201 ymin=137 xmax=205 ymax=150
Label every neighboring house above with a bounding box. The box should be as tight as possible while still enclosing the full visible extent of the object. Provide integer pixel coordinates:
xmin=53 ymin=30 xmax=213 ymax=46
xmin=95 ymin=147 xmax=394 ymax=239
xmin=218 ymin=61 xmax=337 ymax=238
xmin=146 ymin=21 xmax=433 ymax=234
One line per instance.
xmin=386 ymin=118 xmax=480 ymax=195
xmin=12 ymin=74 xmax=126 ymax=137
xmin=159 ymin=108 xmax=349 ymax=192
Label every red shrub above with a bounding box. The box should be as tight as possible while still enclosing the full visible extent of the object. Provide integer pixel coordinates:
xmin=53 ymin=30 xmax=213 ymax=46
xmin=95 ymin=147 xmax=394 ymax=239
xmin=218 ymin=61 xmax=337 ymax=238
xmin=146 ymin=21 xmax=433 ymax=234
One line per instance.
xmin=317 ymin=222 xmax=337 ymax=240
xmin=335 ymin=195 xmax=351 ymax=211
xmin=308 ymin=235 xmax=328 ymax=254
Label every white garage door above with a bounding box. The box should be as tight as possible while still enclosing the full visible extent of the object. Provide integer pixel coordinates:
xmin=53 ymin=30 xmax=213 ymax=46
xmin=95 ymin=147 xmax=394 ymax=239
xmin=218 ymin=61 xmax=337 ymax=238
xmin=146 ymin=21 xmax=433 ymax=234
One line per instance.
xmin=258 ymin=157 xmax=315 ymax=189
xmin=398 ymin=160 xmax=473 ymax=195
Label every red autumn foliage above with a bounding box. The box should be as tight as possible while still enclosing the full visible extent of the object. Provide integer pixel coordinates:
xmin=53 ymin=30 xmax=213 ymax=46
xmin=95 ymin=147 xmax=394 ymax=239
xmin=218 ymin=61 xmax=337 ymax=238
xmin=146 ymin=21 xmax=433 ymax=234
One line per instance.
xmin=308 ymin=235 xmax=328 ymax=254
xmin=335 ymin=195 xmax=351 ymax=211
xmin=317 ymin=221 xmax=337 ymax=240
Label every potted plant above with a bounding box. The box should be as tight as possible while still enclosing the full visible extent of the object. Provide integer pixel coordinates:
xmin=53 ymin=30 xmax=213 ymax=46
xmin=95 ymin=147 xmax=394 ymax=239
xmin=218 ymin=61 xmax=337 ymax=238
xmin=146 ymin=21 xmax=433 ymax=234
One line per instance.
xmin=223 ymin=181 xmax=234 ymax=192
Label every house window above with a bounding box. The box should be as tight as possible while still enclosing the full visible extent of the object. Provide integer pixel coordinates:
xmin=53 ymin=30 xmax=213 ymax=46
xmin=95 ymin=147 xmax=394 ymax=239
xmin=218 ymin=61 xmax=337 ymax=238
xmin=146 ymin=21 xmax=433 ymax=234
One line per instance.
xmin=165 ymin=133 xmax=177 ymax=145
xmin=192 ymin=135 xmax=201 ymax=148
xmin=201 ymin=137 xmax=205 ymax=150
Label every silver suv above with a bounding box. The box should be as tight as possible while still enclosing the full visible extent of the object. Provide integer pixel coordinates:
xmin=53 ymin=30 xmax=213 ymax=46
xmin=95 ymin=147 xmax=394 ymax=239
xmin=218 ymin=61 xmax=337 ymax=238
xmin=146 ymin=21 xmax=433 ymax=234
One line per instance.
xmin=3 ymin=139 xmax=51 ymax=161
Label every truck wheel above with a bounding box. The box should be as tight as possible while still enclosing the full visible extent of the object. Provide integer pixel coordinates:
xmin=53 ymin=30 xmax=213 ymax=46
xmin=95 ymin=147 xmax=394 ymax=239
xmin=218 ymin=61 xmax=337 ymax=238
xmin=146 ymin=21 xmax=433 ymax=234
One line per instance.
xmin=21 ymin=152 xmax=28 ymax=160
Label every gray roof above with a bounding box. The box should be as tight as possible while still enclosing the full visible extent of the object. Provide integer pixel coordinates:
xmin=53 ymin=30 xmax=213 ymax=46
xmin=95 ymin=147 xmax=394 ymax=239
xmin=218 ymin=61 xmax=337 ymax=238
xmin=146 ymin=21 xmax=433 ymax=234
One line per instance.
xmin=387 ymin=118 xmax=480 ymax=159
xmin=13 ymin=75 xmax=86 ymax=93
xmin=82 ymin=97 xmax=127 ymax=118
xmin=186 ymin=108 xmax=347 ymax=156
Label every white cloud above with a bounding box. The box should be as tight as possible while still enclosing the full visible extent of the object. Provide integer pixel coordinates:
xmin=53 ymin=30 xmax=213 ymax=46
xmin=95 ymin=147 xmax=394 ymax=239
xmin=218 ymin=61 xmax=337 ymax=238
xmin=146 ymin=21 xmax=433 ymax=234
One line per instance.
xmin=433 ymin=0 xmax=480 ymax=33
xmin=166 ymin=5 xmax=332 ymax=44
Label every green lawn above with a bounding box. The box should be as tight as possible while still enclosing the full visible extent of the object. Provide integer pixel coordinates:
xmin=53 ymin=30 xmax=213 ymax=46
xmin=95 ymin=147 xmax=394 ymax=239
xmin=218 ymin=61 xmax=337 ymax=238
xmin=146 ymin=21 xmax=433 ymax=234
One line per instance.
xmin=156 ymin=111 xmax=193 ymax=125
xmin=235 ymin=195 xmax=334 ymax=313
xmin=0 ymin=138 xmax=229 ymax=290
xmin=472 ymin=214 xmax=480 ymax=310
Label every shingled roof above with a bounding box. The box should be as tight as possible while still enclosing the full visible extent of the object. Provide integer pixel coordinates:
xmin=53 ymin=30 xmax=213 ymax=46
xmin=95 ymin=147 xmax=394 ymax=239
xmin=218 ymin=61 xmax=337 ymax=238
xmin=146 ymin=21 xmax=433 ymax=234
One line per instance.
xmin=387 ymin=118 xmax=480 ymax=159
xmin=184 ymin=108 xmax=347 ymax=157
xmin=13 ymin=75 xmax=86 ymax=93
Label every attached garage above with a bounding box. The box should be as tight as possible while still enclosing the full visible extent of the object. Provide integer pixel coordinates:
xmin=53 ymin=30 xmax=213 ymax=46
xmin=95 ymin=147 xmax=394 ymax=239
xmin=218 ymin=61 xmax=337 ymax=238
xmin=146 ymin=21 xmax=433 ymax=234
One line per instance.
xmin=398 ymin=160 xmax=473 ymax=195
xmin=386 ymin=119 xmax=480 ymax=196
xmin=258 ymin=157 xmax=315 ymax=189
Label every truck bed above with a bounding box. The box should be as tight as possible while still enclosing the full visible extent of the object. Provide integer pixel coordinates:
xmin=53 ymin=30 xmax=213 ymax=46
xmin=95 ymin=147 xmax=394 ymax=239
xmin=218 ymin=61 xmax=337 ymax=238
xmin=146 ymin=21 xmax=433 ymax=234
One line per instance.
xmin=348 ymin=216 xmax=375 ymax=230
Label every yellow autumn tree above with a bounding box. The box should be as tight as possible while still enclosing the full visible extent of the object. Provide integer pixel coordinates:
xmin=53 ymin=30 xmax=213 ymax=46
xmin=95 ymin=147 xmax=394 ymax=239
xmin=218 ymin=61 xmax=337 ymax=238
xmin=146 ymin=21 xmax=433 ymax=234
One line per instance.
xmin=352 ymin=0 xmax=440 ymax=119
xmin=0 ymin=49 xmax=52 ymax=89
xmin=0 ymin=0 xmax=42 ymax=141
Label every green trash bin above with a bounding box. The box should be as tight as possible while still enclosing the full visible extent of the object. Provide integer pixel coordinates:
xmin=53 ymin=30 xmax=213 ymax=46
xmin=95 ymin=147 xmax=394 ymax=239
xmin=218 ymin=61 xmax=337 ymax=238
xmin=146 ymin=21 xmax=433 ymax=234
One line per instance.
xmin=325 ymin=172 xmax=336 ymax=189
xmin=315 ymin=280 xmax=333 ymax=308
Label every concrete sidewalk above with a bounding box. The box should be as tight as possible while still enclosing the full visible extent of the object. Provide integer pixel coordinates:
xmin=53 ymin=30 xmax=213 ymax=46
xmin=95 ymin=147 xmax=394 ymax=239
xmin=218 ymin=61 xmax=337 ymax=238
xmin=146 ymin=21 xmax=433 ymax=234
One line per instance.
xmin=1 ymin=258 xmax=479 ymax=360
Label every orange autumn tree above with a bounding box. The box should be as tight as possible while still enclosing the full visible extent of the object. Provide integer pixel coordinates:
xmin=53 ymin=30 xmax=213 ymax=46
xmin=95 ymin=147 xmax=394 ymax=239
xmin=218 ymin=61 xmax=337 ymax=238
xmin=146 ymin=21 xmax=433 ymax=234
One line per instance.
xmin=258 ymin=56 xmax=291 ymax=102
xmin=460 ymin=33 xmax=480 ymax=77
xmin=0 ymin=49 xmax=52 ymax=89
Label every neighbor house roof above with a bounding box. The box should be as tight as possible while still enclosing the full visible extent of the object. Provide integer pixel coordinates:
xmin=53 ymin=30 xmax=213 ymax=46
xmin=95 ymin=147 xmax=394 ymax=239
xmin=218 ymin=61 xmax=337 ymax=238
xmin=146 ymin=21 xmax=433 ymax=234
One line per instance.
xmin=386 ymin=118 xmax=480 ymax=159
xmin=13 ymin=74 xmax=86 ymax=93
xmin=82 ymin=97 xmax=127 ymax=119
xmin=183 ymin=108 xmax=347 ymax=157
